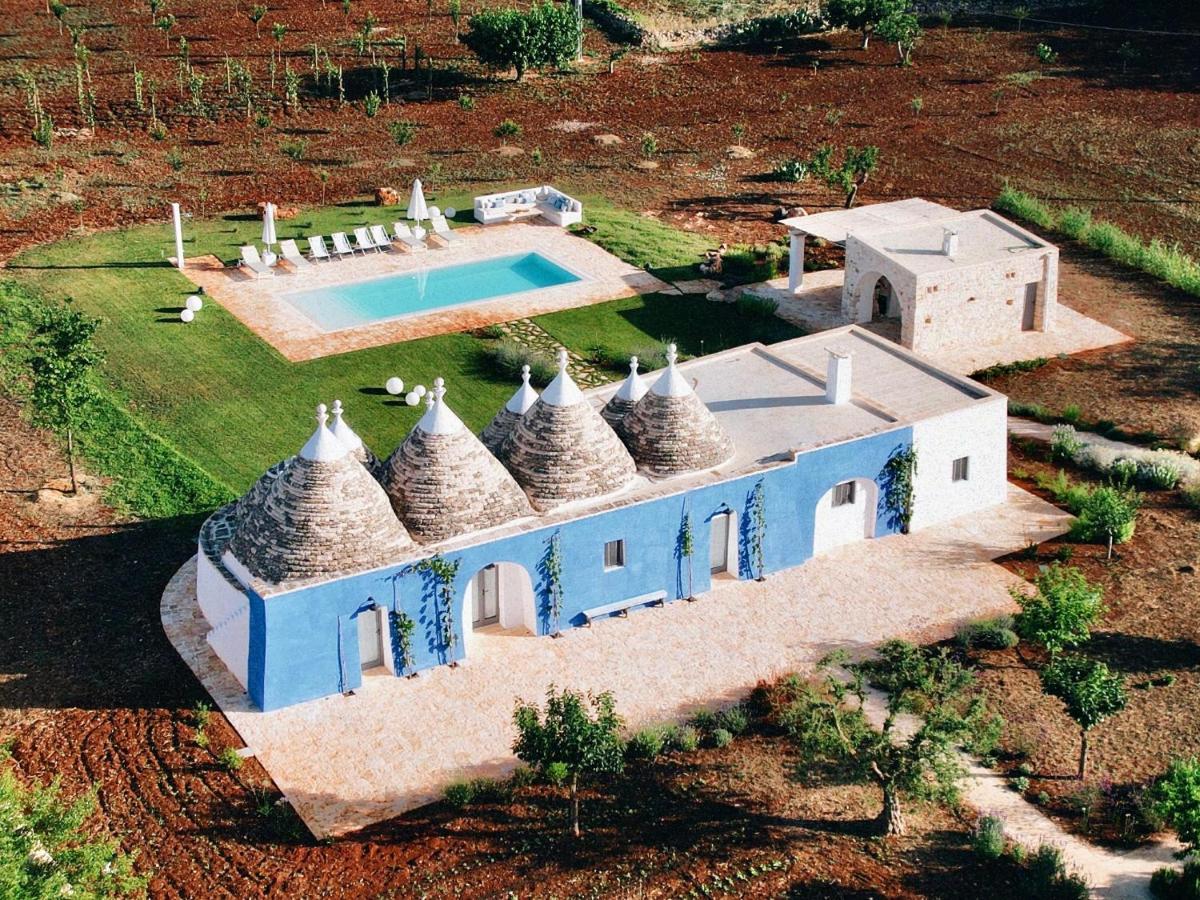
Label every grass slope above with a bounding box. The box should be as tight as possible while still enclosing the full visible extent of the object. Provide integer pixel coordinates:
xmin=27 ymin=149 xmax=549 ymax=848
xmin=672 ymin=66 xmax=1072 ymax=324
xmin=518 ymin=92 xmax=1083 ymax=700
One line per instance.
xmin=6 ymin=195 xmax=797 ymax=514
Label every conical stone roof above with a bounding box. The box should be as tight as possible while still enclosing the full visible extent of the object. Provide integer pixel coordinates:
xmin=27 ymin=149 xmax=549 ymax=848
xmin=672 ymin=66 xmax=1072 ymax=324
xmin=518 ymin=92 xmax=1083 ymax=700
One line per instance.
xmin=384 ymin=378 xmax=533 ymax=542
xmin=227 ymin=404 xmax=414 ymax=585
xmin=502 ymin=350 xmax=637 ymax=510
xmin=622 ymin=344 xmax=734 ymax=476
xmin=330 ymin=399 xmax=383 ymax=479
xmin=601 ymin=355 xmax=648 ymax=438
xmin=480 ymin=365 xmax=539 ymax=460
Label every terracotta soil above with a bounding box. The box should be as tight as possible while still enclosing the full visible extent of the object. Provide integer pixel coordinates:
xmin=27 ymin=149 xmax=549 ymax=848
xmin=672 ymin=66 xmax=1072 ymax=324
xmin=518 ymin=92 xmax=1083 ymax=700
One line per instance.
xmin=1 ymin=13 xmax=1197 ymax=261
xmin=971 ymin=438 xmax=1200 ymax=848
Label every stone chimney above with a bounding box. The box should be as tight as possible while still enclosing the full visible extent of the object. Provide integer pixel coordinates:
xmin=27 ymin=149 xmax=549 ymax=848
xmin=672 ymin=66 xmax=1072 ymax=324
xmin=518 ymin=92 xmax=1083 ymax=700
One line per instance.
xmin=826 ymin=351 xmax=852 ymax=405
xmin=942 ymin=228 xmax=959 ymax=257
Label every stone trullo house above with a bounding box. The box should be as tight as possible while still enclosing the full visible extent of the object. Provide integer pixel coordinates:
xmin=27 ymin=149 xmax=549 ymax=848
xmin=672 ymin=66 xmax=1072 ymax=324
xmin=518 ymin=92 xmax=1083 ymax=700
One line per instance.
xmin=197 ymin=327 xmax=1009 ymax=710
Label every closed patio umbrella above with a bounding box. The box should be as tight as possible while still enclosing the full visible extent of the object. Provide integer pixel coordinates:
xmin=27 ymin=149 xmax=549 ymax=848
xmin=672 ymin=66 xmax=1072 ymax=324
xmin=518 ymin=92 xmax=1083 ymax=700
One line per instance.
xmin=261 ymin=202 xmax=277 ymax=251
xmin=406 ymin=179 xmax=428 ymax=222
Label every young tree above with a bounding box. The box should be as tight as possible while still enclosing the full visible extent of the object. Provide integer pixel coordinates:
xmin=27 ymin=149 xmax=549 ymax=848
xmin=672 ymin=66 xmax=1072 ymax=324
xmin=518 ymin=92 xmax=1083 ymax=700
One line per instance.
xmin=512 ymin=686 xmax=625 ymax=837
xmin=875 ymin=8 xmax=921 ymax=65
xmin=1040 ymin=654 xmax=1127 ymax=779
xmin=249 ymin=4 xmax=267 ymax=38
xmin=1072 ymin=486 xmax=1140 ymax=559
xmin=809 ymin=144 xmax=880 ymax=208
xmin=0 ymin=762 xmax=145 ymax=897
xmin=1012 ymin=564 xmax=1105 ymax=656
xmin=27 ymin=301 xmax=104 ymax=494
xmin=823 ymin=0 xmax=912 ymax=50
xmin=787 ymin=643 xmax=995 ymax=836
xmin=462 ymin=2 xmax=578 ymax=81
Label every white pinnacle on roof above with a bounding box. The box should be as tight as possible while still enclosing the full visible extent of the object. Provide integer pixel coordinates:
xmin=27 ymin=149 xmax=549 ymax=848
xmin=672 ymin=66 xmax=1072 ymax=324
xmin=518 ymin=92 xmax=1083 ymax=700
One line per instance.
xmin=615 ymin=356 xmax=648 ymax=403
xmin=416 ymin=377 xmax=465 ymax=435
xmin=329 ymin=400 xmax=365 ymax=452
xmin=506 ymin=365 xmax=540 ymax=414
xmin=540 ymin=349 xmax=584 ymax=407
xmin=299 ymin=403 xmax=350 ymax=462
xmin=650 ymin=344 xmax=692 ymax=398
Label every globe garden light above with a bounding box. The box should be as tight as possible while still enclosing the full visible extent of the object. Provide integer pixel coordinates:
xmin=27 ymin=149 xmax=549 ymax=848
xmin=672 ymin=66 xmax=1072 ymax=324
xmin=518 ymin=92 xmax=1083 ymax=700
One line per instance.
xmin=186 ymin=295 xmax=203 ymax=312
xmin=415 ymin=384 xmax=427 ymax=397
xmin=405 ymin=391 xmax=420 ymax=406
xmin=180 ymin=308 xmax=195 ymax=323
xmin=385 ymin=377 xmax=404 ymax=396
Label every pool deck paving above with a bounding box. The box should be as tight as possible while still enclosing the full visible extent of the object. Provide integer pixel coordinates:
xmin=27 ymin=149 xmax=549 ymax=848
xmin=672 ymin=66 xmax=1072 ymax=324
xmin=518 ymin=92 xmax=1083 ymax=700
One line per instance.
xmin=181 ymin=221 xmax=666 ymax=361
xmin=162 ymin=484 xmax=1070 ymax=840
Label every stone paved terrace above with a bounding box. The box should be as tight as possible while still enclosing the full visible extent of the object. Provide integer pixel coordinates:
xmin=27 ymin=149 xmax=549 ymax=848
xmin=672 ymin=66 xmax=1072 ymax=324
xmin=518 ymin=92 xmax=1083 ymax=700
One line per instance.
xmin=163 ymin=484 xmax=1070 ymax=839
xmin=744 ymin=272 xmax=1130 ymax=376
xmin=181 ymin=221 xmax=665 ymax=362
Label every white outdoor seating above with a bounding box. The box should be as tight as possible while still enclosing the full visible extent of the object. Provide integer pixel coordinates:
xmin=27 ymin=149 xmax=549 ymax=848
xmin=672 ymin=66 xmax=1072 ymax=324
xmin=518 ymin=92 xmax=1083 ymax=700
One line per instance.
xmin=279 ymin=239 xmax=312 ymax=270
xmin=353 ymin=227 xmax=380 ymax=253
xmin=308 ymin=235 xmax=333 ymax=262
xmin=239 ymin=244 xmax=274 ymax=279
xmin=474 ymin=185 xmax=583 ymax=226
xmin=368 ymin=224 xmax=397 ymax=251
xmin=392 ymin=222 xmax=427 ymax=252
xmin=428 ymin=211 xmax=464 ymax=246
xmin=331 ymin=232 xmax=356 ymax=257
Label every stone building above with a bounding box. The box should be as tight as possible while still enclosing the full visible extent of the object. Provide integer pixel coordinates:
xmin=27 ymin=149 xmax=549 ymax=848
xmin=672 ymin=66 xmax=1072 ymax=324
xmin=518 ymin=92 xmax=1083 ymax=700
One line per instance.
xmin=782 ymin=199 xmax=1059 ymax=357
xmin=194 ymin=326 xmax=1010 ymax=711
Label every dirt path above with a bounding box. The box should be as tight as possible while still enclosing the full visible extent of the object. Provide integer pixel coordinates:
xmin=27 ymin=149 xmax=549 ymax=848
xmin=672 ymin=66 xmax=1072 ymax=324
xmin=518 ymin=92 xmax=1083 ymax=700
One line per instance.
xmin=857 ymin=685 xmax=1183 ymax=899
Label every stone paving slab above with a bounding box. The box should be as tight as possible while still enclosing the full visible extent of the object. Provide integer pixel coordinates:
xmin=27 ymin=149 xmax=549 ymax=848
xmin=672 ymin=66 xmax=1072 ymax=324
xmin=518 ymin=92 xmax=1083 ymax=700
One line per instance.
xmin=180 ymin=222 xmax=666 ymax=362
xmin=163 ymin=485 xmax=1070 ymax=839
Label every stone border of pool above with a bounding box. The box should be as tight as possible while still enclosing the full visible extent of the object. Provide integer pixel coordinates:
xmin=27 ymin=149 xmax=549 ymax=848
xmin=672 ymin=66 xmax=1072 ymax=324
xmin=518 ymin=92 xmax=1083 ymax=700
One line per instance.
xmin=181 ymin=222 xmax=668 ymax=361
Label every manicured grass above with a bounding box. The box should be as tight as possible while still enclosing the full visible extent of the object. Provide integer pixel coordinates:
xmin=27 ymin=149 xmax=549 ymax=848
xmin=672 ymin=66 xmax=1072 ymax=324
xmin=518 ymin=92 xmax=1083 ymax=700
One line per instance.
xmin=4 ymin=195 xmax=793 ymax=516
xmin=995 ymin=186 xmax=1200 ymax=298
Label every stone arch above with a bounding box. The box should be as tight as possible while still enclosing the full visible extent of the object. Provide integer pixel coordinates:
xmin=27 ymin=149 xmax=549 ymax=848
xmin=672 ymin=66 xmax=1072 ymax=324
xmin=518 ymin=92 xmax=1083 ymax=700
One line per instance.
xmin=856 ymin=272 xmax=900 ymax=322
xmin=460 ymin=561 xmax=537 ymax=656
xmin=812 ymin=477 xmax=879 ymax=556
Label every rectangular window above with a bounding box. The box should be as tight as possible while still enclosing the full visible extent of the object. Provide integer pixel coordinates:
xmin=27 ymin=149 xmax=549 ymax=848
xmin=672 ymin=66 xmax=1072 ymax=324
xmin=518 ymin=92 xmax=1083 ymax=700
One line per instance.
xmin=603 ymin=539 xmax=625 ymax=570
xmin=952 ymin=456 xmax=970 ymax=482
xmin=832 ymin=481 xmax=857 ymax=507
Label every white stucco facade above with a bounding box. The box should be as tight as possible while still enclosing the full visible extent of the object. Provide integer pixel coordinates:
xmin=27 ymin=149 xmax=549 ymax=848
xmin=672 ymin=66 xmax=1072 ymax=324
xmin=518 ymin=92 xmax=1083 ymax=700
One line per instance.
xmin=196 ymin=550 xmax=250 ymax=689
xmin=812 ymin=477 xmax=879 ymax=555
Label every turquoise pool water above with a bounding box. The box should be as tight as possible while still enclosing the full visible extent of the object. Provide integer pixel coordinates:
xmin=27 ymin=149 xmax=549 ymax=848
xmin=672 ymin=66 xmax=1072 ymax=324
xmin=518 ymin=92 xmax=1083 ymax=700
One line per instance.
xmin=281 ymin=252 xmax=581 ymax=331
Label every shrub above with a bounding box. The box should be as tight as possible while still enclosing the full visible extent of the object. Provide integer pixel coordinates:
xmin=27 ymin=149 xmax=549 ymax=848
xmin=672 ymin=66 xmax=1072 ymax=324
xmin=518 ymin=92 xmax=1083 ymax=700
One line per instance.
xmin=688 ymin=709 xmax=718 ymax=733
xmin=1139 ymin=460 xmax=1182 ymax=490
xmin=467 ymin=776 xmax=511 ymax=803
xmin=363 ymin=90 xmax=381 ymax=117
xmin=494 ymin=118 xmax=522 ymax=142
xmin=666 ymin=724 xmax=700 ymax=752
xmin=1012 ymin=564 xmax=1104 ymax=655
xmin=509 ymin=764 xmax=537 ymax=788
xmin=716 ymin=705 xmax=750 ymax=736
xmin=971 ymin=814 xmax=1006 ymax=860
xmin=587 ymin=343 xmax=669 ymax=374
xmin=1035 ymin=42 xmax=1058 ymax=63
xmin=192 ymin=700 xmax=212 ymax=728
xmin=463 ymin=3 xmax=577 ymax=81
xmin=957 ymin=615 xmax=1019 ymax=650
xmin=773 ymin=158 xmax=809 ymax=183
xmin=219 ymin=746 xmax=244 ymax=771
xmin=280 ymin=138 xmax=308 ymax=161
xmin=1010 ymin=775 xmax=1031 ymax=793
xmin=1020 ymin=844 xmax=1089 ymax=900
xmin=640 ymin=132 xmax=658 ymax=157
xmin=1151 ymin=859 xmax=1200 ymax=900
xmin=711 ymin=727 xmax=733 ymax=748
xmin=1036 ymin=790 xmax=1051 ymax=806
xmin=1050 ymin=424 xmax=1084 ymax=461
xmin=443 ymin=780 xmax=475 ymax=808
xmin=736 ymin=293 xmax=780 ymax=319
xmin=1068 ymin=486 xmax=1140 ymax=553
xmin=625 ymin=726 xmax=667 ymax=761
xmin=387 ymin=119 xmax=416 ymax=146
xmin=457 ymin=93 xmax=475 ymax=110
xmin=480 ymin=339 xmax=557 ymax=386
xmin=166 ymin=146 xmax=184 ymax=171
xmin=194 ymin=730 xmax=209 ymax=749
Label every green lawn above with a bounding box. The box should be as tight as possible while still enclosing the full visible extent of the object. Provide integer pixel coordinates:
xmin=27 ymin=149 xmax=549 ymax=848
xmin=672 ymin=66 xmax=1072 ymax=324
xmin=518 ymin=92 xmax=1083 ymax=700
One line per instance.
xmin=4 ymin=194 xmax=797 ymax=516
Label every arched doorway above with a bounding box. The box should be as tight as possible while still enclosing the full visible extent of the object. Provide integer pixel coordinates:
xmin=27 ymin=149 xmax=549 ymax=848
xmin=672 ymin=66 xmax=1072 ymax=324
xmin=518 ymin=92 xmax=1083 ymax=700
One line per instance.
xmin=855 ymin=272 xmax=899 ymax=323
xmin=812 ymin=477 xmax=878 ymax=556
xmin=461 ymin=562 xmax=536 ymax=654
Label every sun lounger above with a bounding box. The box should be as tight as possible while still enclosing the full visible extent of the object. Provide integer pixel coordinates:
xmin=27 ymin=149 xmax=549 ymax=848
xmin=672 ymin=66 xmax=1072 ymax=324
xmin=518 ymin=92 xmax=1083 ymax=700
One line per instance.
xmin=239 ymin=244 xmax=274 ymax=279
xmin=279 ymin=239 xmax=312 ymax=270
xmin=308 ymin=235 xmax=333 ymax=262
xmin=369 ymin=224 xmax=398 ymax=251
xmin=392 ymin=222 xmax=427 ymax=253
xmin=429 ymin=213 xmax=464 ymax=246
xmin=331 ymin=232 xmax=357 ymax=257
xmin=353 ymin=227 xmax=381 ymax=253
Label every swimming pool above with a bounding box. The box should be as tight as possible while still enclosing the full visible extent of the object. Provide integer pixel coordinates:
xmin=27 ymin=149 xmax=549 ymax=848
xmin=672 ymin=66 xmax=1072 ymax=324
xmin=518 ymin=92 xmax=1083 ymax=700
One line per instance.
xmin=280 ymin=252 xmax=582 ymax=331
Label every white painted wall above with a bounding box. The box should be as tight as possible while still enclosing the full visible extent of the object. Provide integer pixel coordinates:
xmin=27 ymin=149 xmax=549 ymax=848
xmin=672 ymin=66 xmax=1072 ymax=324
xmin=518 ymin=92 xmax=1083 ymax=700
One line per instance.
xmin=812 ymin=477 xmax=878 ymax=555
xmin=909 ymin=395 xmax=1008 ymax=531
xmin=196 ymin=549 xmax=250 ymax=690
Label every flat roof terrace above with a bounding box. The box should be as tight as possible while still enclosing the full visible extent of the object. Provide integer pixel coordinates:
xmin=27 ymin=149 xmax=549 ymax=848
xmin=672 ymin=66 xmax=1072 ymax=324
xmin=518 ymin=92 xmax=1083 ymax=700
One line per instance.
xmin=862 ymin=209 xmax=1051 ymax=276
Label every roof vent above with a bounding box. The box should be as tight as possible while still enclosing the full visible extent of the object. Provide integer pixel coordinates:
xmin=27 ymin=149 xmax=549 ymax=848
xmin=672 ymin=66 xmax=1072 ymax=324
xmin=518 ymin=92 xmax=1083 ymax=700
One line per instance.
xmin=826 ymin=351 xmax=852 ymax=405
xmin=942 ymin=228 xmax=959 ymax=257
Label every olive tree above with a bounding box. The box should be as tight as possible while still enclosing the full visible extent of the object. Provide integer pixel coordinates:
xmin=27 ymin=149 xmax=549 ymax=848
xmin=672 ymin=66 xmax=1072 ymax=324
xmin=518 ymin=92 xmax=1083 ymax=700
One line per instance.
xmin=462 ymin=2 xmax=579 ymax=81
xmin=823 ymin=0 xmax=913 ymax=50
xmin=27 ymin=301 xmax=104 ymax=494
xmin=1040 ymin=654 xmax=1127 ymax=779
xmin=512 ymin=686 xmax=624 ymax=837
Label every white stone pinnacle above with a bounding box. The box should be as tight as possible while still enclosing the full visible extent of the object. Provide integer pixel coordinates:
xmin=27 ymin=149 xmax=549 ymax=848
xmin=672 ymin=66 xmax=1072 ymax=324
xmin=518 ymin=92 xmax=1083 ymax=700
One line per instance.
xmin=615 ymin=355 xmax=648 ymax=403
xmin=541 ymin=348 xmax=584 ymax=407
xmin=650 ymin=342 xmax=692 ymax=398
xmin=505 ymin=364 xmax=540 ymax=414
xmin=417 ymin=376 xmax=465 ymax=435
xmin=330 ymin=399 xmax=365 ymax=452
xmin=300 ymin=402 xmax=351 ymax=462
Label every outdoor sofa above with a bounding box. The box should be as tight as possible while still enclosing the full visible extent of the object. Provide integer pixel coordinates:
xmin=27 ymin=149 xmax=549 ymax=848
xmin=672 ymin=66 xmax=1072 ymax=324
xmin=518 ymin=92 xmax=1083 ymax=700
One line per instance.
xmin=473 ymin=186 xmax=583 ymax=227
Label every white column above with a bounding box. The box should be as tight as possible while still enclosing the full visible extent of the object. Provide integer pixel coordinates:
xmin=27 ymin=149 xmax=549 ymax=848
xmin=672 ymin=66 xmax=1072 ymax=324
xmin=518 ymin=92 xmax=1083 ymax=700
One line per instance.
xmin=171 ymin=202 xmax=185 ymax=270
xmin=788 ymin=231 xmax=804 ymax=293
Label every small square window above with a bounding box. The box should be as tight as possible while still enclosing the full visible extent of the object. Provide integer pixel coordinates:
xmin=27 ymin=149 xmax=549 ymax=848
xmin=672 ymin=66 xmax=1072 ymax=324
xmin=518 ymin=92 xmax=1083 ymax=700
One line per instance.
xmin=832 ymin=481 xmax=857 ymax=507
xmin=603 ymin=539 xmax=625 ymax=570
xmin=952 ymin=456 xmax=970 ymax=482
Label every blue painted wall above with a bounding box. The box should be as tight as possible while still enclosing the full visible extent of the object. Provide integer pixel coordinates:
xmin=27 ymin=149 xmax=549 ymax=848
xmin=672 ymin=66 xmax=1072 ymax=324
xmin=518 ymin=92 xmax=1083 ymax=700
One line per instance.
xmin=248 ymin=426 xmax=913 ymax=710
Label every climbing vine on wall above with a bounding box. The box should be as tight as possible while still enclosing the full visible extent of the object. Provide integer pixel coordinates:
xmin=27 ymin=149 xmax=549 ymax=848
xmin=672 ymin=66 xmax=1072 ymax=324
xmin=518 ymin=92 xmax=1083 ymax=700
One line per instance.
xmin=416 ymin=555 xmax=461 ymax=662
xmin=750 ymin=480 xmax=766 ymax=581
xmin=542 ymin=531 xmax=565 ymax=635
xmin=882 ymin=445 xmax=919 ymax=534
xmin=389 ymin=609 xmax=416 ymax=675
